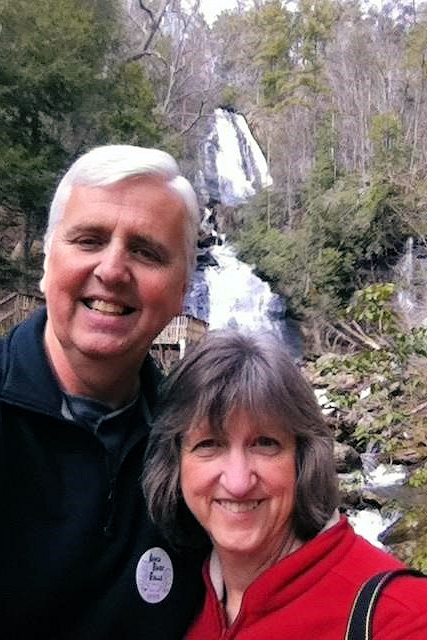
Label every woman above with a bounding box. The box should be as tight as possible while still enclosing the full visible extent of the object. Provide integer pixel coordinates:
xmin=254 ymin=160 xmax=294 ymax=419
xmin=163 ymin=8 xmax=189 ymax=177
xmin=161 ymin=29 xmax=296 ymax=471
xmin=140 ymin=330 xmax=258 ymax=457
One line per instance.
xmin=143 ymin=330 xmax=427 ymax=639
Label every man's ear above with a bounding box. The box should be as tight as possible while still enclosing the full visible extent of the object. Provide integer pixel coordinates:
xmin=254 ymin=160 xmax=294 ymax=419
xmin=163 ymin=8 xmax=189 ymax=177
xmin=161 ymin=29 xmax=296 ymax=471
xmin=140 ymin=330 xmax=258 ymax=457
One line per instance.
xmin=39 ymin=255 xmax=49 ymax=293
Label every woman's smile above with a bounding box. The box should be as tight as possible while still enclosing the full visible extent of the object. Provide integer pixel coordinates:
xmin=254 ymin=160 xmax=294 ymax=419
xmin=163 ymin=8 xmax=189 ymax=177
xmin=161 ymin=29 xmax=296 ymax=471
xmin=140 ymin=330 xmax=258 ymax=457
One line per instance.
xmin=215 ymin=499 xmax=263 ymax=513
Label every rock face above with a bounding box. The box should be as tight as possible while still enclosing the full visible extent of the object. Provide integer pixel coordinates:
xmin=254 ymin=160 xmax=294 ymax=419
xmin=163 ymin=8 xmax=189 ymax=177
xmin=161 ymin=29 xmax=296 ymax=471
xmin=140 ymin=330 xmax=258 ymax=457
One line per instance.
xmin=379 ymin=504 xmax=427 ymax=569
xmin=334 ymin=442 xmax=361 ymax=473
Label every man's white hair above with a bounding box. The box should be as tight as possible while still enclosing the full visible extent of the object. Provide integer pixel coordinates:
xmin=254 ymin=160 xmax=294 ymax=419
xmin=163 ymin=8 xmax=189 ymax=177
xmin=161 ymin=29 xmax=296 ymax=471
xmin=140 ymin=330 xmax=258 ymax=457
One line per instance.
xmin=43 ymin=145 xmax=200 ymax=282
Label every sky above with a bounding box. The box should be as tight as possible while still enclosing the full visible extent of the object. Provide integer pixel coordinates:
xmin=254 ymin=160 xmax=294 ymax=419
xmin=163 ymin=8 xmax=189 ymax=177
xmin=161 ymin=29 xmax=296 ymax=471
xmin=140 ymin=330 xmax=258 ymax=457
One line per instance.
xmin=199 ymin=0 xmax=237 ymax=25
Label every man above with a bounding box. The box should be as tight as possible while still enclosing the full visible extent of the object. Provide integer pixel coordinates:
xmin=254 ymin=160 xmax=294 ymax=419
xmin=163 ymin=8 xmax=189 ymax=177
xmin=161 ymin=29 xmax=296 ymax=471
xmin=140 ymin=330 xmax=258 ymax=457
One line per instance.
xmin=0 ymin=146 xmax=208 ymax=638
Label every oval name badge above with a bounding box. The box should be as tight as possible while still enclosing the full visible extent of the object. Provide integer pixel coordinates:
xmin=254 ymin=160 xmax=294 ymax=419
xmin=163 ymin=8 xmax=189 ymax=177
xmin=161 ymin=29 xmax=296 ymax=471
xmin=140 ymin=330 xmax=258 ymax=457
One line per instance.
xmin=136 ymin=547 xmax=174 ymax=604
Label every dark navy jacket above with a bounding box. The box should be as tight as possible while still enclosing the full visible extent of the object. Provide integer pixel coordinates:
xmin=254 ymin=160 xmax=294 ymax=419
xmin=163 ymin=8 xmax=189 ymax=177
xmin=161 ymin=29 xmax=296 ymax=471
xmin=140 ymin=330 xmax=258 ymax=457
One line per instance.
xmin=0 ymin=307 xmax=206 ymax=639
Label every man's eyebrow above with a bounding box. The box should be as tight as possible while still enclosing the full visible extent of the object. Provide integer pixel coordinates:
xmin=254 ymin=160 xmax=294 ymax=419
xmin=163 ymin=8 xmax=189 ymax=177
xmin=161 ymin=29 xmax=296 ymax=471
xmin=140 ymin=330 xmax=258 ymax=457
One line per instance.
xmin=64 ymin=224 xmax=106 ymax=236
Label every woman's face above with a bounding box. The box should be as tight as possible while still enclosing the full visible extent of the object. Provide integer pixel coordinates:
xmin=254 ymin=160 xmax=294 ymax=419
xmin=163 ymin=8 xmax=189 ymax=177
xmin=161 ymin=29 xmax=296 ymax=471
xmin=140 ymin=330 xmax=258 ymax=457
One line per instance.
xmin=180 ymin=407 xmax=298 ymax=565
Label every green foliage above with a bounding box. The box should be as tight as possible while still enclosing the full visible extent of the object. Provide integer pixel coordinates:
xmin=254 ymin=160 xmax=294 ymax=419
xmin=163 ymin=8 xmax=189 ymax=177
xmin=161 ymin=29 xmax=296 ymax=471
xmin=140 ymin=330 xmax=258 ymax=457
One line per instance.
xmin=0 ymin=146 xmax=57 ymax=223
xmin=310 ymin=110 xmax=339 ymax=191
xmin=212 ymin=0 xmax=339 ymax=110
xmin=309 ymin=281 xmax=427 ymax=460
xmin=253 ymin=1 xmax=293 ymax=106
xmin=0 ymin=0 xmax=111 ymax=137
xmin=352 ymin=422 xmax=387 ymax=449
xmin=210 ymin=9 xmax=264 ymax=107
xmin=294 ymin=0 xmax=340 ymax=67
xmin=0 ymin=0 xmax=114 ymax=232
xmin=404 ymin=21 xmax=427 ymax=76
xmin=235 ymin=152 xmax=415 ymax=325
xmin=409 ymin=464 xmax=427 ymax=488
xmin=412 ymin=544 xmax=427 ymax=574
xmin=96 ymin=63 xmax=160 ymax=145
xmin=353 ymin=180 xmax=409 ymax=270
xmin=0 ymin=0 xmax=162 ymax=284
xmin=345 ymin=283 xmax=398 ymax=334
xmin=370 ymin=112 xmax=410 ymax=173
xmin=219 ymin=85 xmax=241 ymax=110
xmin=236 ymin=217 xmax=307 ymax=316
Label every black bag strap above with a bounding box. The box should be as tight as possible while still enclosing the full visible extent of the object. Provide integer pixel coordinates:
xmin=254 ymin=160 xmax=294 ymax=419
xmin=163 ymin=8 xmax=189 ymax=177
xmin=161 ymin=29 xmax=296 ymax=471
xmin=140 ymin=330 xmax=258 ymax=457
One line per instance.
xmin=345 ymin=568 xmax=425 ymax=640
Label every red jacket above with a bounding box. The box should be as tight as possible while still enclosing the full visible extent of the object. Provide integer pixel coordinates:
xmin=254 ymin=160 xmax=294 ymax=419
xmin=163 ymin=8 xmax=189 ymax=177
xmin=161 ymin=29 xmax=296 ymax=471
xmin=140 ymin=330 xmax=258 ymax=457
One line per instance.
xmin=185 ymin=516 xmax=427 ymax=639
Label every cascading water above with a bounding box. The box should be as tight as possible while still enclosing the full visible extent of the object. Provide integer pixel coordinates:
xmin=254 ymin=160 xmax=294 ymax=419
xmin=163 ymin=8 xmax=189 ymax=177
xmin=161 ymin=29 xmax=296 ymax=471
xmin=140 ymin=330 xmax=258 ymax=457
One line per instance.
xmin=184 ymin=108 xmax=286 ymax=338
xmin=200 ymin=108 xmax=273 ymax=207
xmin=395 ymin=236 xmax=427 ymax=327
xmin=345 ymin=463 xmax=407 ymax=549
xmin=203 ymin=244 xmax=285 ymax=334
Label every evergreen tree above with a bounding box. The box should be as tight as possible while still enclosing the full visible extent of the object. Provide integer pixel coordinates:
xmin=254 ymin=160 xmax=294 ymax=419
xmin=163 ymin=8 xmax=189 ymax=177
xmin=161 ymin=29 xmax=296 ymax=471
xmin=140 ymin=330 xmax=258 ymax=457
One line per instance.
xmin=0 ymin=0 xmax=160 ymax=288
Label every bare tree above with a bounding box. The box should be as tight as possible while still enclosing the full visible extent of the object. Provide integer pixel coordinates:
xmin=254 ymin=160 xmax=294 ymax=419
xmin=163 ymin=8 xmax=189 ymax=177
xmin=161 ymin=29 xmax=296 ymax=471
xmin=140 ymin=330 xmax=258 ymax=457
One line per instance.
xmin=121 ymin=0 xmax=215 ymax=138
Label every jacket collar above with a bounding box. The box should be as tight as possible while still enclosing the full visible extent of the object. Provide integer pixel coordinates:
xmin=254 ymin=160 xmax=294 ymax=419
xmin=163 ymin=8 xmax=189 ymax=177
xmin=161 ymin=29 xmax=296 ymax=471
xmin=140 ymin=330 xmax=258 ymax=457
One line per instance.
xmin=0 ymin=306 xmax=162 ymax=420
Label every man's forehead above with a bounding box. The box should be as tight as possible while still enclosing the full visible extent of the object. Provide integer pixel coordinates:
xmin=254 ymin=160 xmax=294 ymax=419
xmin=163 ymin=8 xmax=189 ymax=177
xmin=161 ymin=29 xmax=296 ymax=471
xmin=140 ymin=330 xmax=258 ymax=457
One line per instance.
xmin=61 ymin=179 xmax=186 ymax=221
xmin=71 ymin=175 xmax=177 ymax=199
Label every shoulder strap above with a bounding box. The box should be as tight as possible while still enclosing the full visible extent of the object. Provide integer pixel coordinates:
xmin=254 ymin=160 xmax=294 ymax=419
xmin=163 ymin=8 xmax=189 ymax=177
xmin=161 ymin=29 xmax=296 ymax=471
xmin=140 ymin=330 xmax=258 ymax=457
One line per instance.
xmin=345 ymin=568 xmax=425 ymax=640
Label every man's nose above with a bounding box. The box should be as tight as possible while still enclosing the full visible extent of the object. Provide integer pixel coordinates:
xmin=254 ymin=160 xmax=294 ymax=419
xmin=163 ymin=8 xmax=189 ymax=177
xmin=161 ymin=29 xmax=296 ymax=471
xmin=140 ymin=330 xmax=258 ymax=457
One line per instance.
xmin=219 ymin=450 xmax=257 ymax=496
xmin=93 ymin=244 xmax=131 ymax=285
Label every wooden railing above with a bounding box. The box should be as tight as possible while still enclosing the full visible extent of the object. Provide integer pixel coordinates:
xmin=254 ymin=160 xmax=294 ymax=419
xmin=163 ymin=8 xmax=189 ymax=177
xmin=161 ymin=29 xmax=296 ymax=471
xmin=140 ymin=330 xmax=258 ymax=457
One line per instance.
xmin=151 ymin=314 xmax=208 ymax=372
xmin=153 ymin=314 xmax=208 ymax=345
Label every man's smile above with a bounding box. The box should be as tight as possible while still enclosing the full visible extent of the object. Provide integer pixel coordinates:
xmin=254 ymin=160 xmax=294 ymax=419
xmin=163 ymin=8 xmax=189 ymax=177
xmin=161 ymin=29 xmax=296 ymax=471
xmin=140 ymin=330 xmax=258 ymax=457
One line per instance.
xmin=83 ymin=299 xmax=134 ymax=315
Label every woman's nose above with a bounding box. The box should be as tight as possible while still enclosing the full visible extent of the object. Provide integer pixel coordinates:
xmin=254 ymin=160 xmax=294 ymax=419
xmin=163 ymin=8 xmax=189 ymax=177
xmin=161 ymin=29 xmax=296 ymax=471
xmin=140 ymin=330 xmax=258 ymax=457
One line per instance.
xmin=93 ymin=244 xmax=131 ymax=285
xmin=219 ymin=450 xmax=257 ymax=496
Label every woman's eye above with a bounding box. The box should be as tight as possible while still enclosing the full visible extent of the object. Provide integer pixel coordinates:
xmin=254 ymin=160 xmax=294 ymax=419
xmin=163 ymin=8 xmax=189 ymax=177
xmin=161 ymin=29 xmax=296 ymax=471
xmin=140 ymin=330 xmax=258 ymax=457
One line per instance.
xmin=195 ymin=439 xmax=217 ymax=449
xmin=253 ymin=436 xmax=281 ymax=452
xmin=192 ymin=439 xmax=221 ymax=454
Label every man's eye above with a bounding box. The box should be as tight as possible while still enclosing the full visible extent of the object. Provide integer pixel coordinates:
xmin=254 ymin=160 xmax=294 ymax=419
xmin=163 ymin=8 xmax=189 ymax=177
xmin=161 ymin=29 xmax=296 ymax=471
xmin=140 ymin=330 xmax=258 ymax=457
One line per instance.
xmin=74 ymin=237 xmax=103 ymax=249
xmin=133 ymin=247 xmax=163 ymax=263
xmin=130 ymin=242 xmax=166 ymax=264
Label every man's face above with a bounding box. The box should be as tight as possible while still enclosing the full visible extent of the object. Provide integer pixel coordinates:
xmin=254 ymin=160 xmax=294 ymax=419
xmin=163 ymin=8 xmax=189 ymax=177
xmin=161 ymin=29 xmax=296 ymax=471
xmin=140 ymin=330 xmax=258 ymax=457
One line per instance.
xmin=43 ymin=176 xmax=188 ymax=370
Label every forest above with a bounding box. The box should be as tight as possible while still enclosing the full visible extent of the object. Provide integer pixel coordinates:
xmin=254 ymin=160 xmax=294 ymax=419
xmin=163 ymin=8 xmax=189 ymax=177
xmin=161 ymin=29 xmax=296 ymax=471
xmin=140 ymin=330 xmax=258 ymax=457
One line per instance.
xmin=2 ymin=0 xmax=427 ymax=563
xmin=1 ymin=0 xmax=427 ymax=338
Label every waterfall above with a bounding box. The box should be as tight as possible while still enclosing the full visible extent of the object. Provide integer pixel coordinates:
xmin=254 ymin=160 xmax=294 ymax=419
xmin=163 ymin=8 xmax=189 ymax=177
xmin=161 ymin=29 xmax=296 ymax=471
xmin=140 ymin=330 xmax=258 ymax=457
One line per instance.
xmin=203 ymin=244 xmax=285 ymax=334
xmin=394 ymin=236 xmax=427 ymax=328
xmin=396 ymin=237 xmax=416 ymax=320
xmin=197 ymin=108 xmax=272 ymax=206
xmin=184 ymin=108 xmax=284 ymax=338
xmin=184 ymin=244 xmax=287 ymax=333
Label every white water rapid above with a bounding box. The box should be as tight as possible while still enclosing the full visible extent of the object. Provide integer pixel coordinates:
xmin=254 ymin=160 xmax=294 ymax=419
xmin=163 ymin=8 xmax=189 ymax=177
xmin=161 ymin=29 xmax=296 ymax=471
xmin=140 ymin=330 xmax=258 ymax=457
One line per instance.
xmin=204 ymin=244 xmax=284 ymax=334
xmin=344 ymin=463 xmax=407 ymax=548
